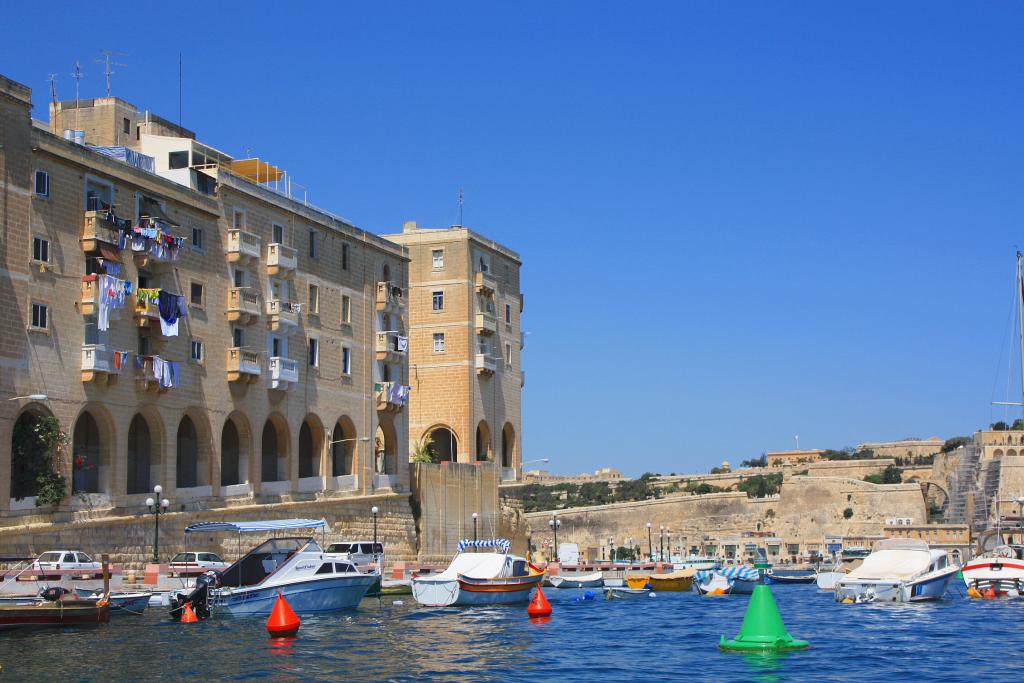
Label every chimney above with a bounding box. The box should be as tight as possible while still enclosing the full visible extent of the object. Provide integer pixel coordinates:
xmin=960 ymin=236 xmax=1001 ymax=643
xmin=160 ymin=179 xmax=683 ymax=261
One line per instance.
xmin=402 ymin=220 xmax=418 ymax=233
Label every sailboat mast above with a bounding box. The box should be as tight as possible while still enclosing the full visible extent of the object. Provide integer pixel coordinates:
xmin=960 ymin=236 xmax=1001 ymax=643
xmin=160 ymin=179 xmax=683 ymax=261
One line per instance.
xmin=1017 ymin=251 xmax=1024 ymax=419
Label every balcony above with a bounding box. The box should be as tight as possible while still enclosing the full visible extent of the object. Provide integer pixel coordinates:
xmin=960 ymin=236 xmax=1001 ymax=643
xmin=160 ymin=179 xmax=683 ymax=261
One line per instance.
xmin=269 ymin=356 xmax=298 ymax=391
xmin=227 ymin=348 xmax=261 ymax=383
xmin=375 ymin=331 xmax=408 ymax=363
xmin=81 ymin=344 xmax=120 ymax=384
xmin=475 ymin=311 xmax=497 ymax=336
xmin=375 ymin=381 xmax=408 ymax=413
xmin=266 ymin=299 xmax=299 ymax=332
xmin=266 ymin=243 xmax=297 ymax=277
xmin=375 ymin=281 xmax=404 ymax=312
xmin=374 ymin=474 xmax=399 ymax=491
xmin=134 ymin=297 xmax=160 ymax=328
xmin=226 ymin=287 xmax=261 ymax=324
xmin=134 ymin=355 xmax=171 ymax=393
xmin=475 ymin=270 xmax=497 ymax=296
xmin=80 ymin=276 xmax=100 ymax=316
xmin=226 ymin=229 xmax=261 ymax=264
xmin=475 ymin=353 xmax=497 ymax=376
xmin=80 ymin=210 xmax=120 ymax=252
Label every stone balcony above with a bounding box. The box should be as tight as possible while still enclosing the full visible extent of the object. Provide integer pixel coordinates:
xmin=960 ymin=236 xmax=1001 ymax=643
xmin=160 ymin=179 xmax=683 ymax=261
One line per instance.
xmin=134 ymin=297 xmax=160 ymax=328
xmin=81 ymin=344 xmax=120 ymax=384
xmin=269 ymin=356 xmax=299 ymax=390
xmin=475 ymin=353 xmax=497 ymax=376
xmin=134 ymin=355 xmax=170 ymax=393
xmin=474 ymin=270 xmax=497 ymax=296
xmin=375 ymin=381 xmax=407 ymax=413
xmin=266 ymin=299 xmax=299 ymax=332
xmin=266 ymin=243 xmax=297 ymax=277
xmin=475 ymin=311 xmax=497 ymax=336
xmin=226 ymin=229 xmax=261 ymax=264
xmin=375 ymin=331 xmax=407 ymax=363
xmin=375 ymin=281 xmax=405 ymax=312
xmin=226 ymin=287 xmax=261 ymax=324
xmin=80 ymin=276 xmax=100 ymax=316
xmin=227 ymin=348 xmax=261 ymax=383
xmin=80 ymin=210 xmax=120 ymax=252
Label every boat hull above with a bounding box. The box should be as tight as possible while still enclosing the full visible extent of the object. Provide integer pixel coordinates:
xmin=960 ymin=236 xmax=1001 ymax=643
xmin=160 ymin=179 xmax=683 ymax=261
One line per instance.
xmin=74 ymin=589 xmax=151 ymax=614
xmin=0 ymin=600 xmax=110 ymax=629
xmin=764 ymin=573 xmax=816 ymax=585
xmin=549 ymin=573 xmax=604 ymax=589
xmin=816 ymin=571 xmax=844 ymax=591
xmin=836 ymin=567 xmax=957 ymax=602
xmin=214 ymin=574 xmax=376 ymax=616
xmin=412 ymin=574 xmax=543 ymax=607
xmin=604 ymin=587 xmax=651 ymax=599
xmin=962 ymin=560 xmax=1024 ymax=597
xmin=626 ymin=575 xmax=692 ymax=591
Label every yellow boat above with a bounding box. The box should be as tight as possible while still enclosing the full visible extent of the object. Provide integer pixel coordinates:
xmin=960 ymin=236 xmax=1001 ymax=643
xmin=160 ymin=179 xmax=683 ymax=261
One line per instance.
xmin=625 ymin=569 xmax=696 ymax=591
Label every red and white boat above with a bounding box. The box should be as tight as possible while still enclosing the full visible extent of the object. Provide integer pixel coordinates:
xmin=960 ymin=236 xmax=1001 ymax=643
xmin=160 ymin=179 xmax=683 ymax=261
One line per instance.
xmin=412 ymin=539 xmax=544 ymax=607
xmin=962 ymin=534 xmax=1024 ymax=598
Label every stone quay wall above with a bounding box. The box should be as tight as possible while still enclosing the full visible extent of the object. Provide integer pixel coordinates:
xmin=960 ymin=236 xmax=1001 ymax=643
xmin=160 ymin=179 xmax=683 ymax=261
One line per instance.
xmin=411 ymin=461 xmax=503 ymax=563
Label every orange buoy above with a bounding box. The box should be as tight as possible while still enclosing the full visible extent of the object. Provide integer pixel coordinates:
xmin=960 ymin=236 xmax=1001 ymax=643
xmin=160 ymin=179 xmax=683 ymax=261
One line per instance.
xmin=267 ymin=591 xmax=300 ymax=638
xmin=181 ymin=602 xmax=199 ymax=623
xmin=527 ymin=587 xmax=552 ymax=618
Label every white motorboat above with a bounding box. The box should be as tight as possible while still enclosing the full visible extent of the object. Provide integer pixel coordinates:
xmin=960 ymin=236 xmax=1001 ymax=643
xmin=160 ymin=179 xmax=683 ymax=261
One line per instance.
xmin=835 ymin=538 xmax=959 ymax=603
xmin=412 ymin=539 xmax=544 ymax=607
xmin=549 ymin=572 xmax=604 ymax=589
xmin=169 ymin=518 xmax=376 ymax=619
xmin=816 ymin=555 xmax=847 ymax=591
xmin=672 ymin=556 xmax=719 ymax=572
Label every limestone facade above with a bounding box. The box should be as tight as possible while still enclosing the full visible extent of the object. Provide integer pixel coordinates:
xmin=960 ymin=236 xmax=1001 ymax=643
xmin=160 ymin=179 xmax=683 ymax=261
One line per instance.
xmin=382 ymin=223 xmax=522 ymax=482
xmin=0 ymin=75 xmax=409 ymax=521
xmin=765 ymin=449 xmax=826 ymax=467
xmin=857 ymin=438 xmax=944 ymax=461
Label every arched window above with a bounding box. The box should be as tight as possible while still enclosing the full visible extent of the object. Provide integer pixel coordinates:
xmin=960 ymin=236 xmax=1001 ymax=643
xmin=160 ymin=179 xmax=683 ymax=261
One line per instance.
xmin=299 ymin=420 xmax=318 ymax=478
xmin=262 ymin=420 xmax=281 ymax=482
xmin=127 ymin=415 xmax=152 ymax=494
xmin=332 ymin=418 xmax=357 ymax=476
xmin=476 ymin=421 xmax=492 ymax=462
xmin=72 ymin=412 xmax=101 ymax=494
xmin=221 ymin=419 xmax=241 ymax=486
xmin=177 ymin=416 xmax=198 ymax=489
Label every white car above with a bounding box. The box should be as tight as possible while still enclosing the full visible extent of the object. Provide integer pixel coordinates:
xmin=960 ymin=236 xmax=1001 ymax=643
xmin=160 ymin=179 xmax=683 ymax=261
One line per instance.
xmin=32 ymin=550 xmax=101 ymax=572
xmin=168 ymin=552 xmax=229 ymax=571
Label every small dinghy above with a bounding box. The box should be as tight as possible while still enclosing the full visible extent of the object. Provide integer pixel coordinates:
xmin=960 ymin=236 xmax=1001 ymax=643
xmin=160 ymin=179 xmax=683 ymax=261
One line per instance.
xmin=764 ymin=569 xmax=817 ymax=585
xmin=604 ymin=586 xmax=654 ymax=600
xmin=74 ymin=587 xmax=152 ymax=614
xmin=549 ymin=572 xmax=604 ymax=589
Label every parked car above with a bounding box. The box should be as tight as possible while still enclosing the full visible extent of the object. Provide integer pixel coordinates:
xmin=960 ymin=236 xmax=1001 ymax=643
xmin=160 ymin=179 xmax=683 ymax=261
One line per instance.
xmin=32 ymin=550 xmax=101 ymax=572
xmin=325 ymin=542 xmax=384 ymax=567
xmin=168 ymin=552 xmax=230 ymax=571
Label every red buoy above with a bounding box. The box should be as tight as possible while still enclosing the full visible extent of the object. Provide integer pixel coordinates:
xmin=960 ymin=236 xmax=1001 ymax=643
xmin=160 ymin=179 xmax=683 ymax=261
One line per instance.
xmin=267 ymin=591 xmax=300 ymax=638
xmin=527 ymin=587 xmax=552 ymax=618
xmin=181 ymin=601 xmax=198 ymax=623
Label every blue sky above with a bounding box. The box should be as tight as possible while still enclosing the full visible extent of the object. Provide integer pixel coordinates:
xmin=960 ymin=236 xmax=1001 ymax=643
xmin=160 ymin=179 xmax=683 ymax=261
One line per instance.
xmin=7 ymin=2 xmax=1024 ymax=475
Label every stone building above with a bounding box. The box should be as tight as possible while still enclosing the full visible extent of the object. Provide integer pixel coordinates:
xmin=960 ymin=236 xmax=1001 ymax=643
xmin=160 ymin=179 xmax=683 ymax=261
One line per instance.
xmin=856 ymin=438 xmax=944 ymax=462
xmin=383 ymin=222 xmax=523 ymax=482
xmin=765 ymin=449 xmax=826 ymax=468
xmin=0 ymin=75 xmax=409 ymax=517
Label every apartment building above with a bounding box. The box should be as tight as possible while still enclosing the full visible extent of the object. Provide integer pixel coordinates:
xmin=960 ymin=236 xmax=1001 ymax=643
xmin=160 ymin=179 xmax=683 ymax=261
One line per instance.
xmin=0 ymin=75 xmax=409 ymax=515
xmin=383 ymin=222 xmax=523 ymax=481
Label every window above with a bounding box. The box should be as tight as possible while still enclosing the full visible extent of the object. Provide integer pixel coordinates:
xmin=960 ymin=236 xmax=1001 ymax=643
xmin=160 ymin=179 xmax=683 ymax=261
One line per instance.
xmin=308 ymin=230 xmax=318 ymax=259
xmin=84 ymin=178 xmax=113 ymax=211
xmin=308 ymin=338 xmax=319 ymax=367
xmin=341 ymin=295 xmax=351 ymax=324
xmin=342 ymin=347 xmax=351 ymax=375
xmin=30 ymin=302 xmax=48 ymax=330
xmin=341 ymin=243 xmax=349 ymax=270
xmin=232 ymin=327 xmax=243 ymax=348
xmin=272 ymin=223 xmax=285 ymax=244
xmin=432 ymin=249 xmax=444 ymax=269
xmin=190 ymin=339 xmax=204 ymax=363
xmin=34 ymin=170 xmax=49 ymax=197
xmin=308 ymin=284 xmax=320 ymax=314
xmin=138 ymin=331 xmax=151 ymax=356
xmin=232 ymin=209 xmax=246 ymax=230
xmin=32 ymin=236 xmax=49 ymax=263
xmin=190 ymin=282 xmax=205 ymax=307
xmin=123 ymin=117 xmax=131 ymax=135
xmin=433 ymin=333 xmax=445 ymax=353
xmin=191 ymin=226 xmax=204 ymax=251
xmin=505 ymin=303 xmax=512 ymax=324
xmin=168 ymin=151 xmax=189 ymax=169
xmin=505 ymin=342 xmax=513 ymax=365
xmin=432 ymin=290 xmax=444 ymax=311
xmin=233 ymin=269 xmax=245 ymax=287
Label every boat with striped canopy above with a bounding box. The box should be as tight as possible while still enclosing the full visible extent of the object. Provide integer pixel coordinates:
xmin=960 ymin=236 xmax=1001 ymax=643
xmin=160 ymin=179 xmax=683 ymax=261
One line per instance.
xmin=412 ymin=539 xmax=544 ymax=607
xmin=694 ymin=566 xmax=761 ymax=595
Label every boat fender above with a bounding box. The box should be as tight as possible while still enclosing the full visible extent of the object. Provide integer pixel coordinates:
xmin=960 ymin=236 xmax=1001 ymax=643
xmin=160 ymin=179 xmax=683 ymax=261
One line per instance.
xmin=583 ymin=590 xmax=596 ymax=601
xmin=648 ymin=592 xmax=657 ymax=598
xmin=840 ymin=597 xmax=854 ymax=604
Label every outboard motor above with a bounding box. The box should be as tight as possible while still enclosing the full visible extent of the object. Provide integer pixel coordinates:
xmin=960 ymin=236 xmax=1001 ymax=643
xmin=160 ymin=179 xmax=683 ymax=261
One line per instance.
xmin=169 ymin=570 xmax=220 ymax=621
xmin=39 ymin=586 xmax=71 ymax=602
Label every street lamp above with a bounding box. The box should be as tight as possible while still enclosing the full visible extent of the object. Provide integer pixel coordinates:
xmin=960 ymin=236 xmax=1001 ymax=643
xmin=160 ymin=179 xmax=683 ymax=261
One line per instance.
xmin=608 ymin=536 xmax=615 ymax=564
xmin=472 ymin=512 xmax=479 ymax=549
xmin=627 ymin=537 xmax=633 ymax=564
xmin=667 ymin=530 xmax=673 ymax=562
xmin=145 ymin=485 xmax=169 ymax=564
xmin=646 ymin=522 xmax=653 ymax=562
xmin=371 ymin=506 xmax=380 ymax=568
xmin=548 ymin=514 xmax=561 ymax=562
xmin=660 ymin=525 xmax=665 ymax=562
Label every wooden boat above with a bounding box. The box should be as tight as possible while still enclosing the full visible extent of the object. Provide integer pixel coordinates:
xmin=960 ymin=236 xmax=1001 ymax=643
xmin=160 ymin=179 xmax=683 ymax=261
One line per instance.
xmin=0 ymin=592 xmax=110 ymax=629
xmin=604 ymin=586 xmax=653 ymax=600
xmin=625 ymin=569 xmax=695 ymax=591
xmin=549 ymin=572 xmax=604 ymax=589
xmin=412 ymin=539 xmax=544 ymax=607
xmin=764 ymin=569 xmax=817 ymax=585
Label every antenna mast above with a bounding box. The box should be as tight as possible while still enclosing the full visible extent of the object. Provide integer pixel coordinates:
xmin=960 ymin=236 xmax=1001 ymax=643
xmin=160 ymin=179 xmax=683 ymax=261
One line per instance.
xmin=47 ymin=74 xmax=58 ymax=106
xmin=1017 ymin=251 xmax=1024 ymax=420
xmin=96 ymin=49 xmax=127 ymax=97
xmin=458 ymin=188 xmax=464 ymax=226
xmin=70 ymin=61 xmax=82 ymax=132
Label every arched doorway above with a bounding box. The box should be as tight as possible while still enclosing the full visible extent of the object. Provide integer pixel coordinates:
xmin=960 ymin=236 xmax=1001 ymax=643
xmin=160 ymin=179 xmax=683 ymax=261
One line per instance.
xmin=425 ymin=426 xmax=458 ymax=462
xmin=221 ymin=419 xmax=241 ymax=486
xmin=475 ymin=420 xmax=492 ymax=462
xmin=375 ymin=419 xmax=397 ymax=474
xmin=72 ymin=412 xmax=102 ymax=494
xmin=332 ymin=417 xmax=357 ymax=476
xmin=127 ymin=415 xmax=152 ymax=494
xmin=298 ymin=419 xmax=321 ymax=478
xmin=501 ymin=423 xmax=516 ymax=468
xmin=176 ymin=416 xmax=198 ymax=489
xmin=10 ymin=409 xmax=57 ymax=500
xmin=261 ymin=418 xmax=287 ymax=482
xmin=382 ymin=262 xmax=391 ymax=282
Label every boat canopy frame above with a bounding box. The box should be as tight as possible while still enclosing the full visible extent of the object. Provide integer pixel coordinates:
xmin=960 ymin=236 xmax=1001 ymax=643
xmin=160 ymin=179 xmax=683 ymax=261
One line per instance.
xmin=181 ymin=519 xmax=327 ymax=569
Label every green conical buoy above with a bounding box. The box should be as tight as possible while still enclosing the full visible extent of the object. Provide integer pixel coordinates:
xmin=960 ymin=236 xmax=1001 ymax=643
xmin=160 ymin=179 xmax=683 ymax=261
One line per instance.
xmin=718 ymin=585 xmax=809 ymax=652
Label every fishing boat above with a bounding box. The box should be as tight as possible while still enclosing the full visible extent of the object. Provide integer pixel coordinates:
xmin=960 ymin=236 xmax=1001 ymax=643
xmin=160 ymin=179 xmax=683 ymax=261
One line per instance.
xmin=549 ymin=572 xmax=604 ymax=589
xmin=835 ymin=538 xmax=959 ymax=603
xmin=411 ymin=538 xmax=544 ymax=607
xmin=764 ymin=568 xmax=817 ymax=585
xmin=604 ymin=586 xmax=653 ymax=599
xmin=693 ymin=566 xmax=760 ymax=595
xmin=0 ymin=592 xmax=110 ymax=629
xmin=169 ymin=518 xmax=377 ymax=619
xmin=625 ymin=568 xmax=696 ymax=591
xmin=74 ymin=588 xmax=152 ymax=614
xmin=961 ymin=526 xmax=1024 ymax=597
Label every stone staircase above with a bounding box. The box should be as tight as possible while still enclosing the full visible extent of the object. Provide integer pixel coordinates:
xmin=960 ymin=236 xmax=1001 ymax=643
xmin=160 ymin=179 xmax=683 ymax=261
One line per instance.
xmin=946 ymin=446 xmax=980 ymax=524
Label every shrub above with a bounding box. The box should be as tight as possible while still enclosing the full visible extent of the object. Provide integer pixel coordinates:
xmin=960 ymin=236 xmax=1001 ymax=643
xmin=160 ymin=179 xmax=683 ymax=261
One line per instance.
xmin=843 ymin=507 xmax=854 ymax=519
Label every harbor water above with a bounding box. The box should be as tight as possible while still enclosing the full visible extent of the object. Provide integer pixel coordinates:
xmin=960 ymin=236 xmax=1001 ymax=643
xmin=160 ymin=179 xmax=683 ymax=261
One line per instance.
xmin=3 ymin=585 xmax=1023 ymax=681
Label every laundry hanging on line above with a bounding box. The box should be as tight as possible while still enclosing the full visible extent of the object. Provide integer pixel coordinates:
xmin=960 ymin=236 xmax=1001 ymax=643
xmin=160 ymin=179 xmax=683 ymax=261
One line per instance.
xmin=96 ymin=275 xmax=133 ymax=331
xmin=157 ymin=290 xmax=186 ymax=337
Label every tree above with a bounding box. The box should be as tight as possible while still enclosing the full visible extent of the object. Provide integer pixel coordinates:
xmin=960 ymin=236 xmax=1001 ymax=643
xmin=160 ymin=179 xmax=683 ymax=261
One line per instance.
xmin=843 ymin=507 xmax=854 ymax=519
xmin=741 ymin=454 xmax=768 ymax=468
xmin=1014 ymin=419 xmax=1024 ymax=431
xmin=11 ymin=415 xmax=68 ymax=507
xmin=864 ymin=465 xmax=903 ymax=485
xmin=411 ymin=433 xmax=436 ymax=463
xmin=992 ymin=421 xmax=1010 ymax=431
xmin=941 ymin=436 xmax=971 ymax=453
xmin=737 ymin=473 xmax=784 ymax=498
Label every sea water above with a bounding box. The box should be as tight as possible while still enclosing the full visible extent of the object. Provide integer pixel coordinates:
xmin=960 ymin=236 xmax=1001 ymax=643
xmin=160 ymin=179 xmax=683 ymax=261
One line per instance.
xmin=2 ymin=585 xmax=1022 ymax=681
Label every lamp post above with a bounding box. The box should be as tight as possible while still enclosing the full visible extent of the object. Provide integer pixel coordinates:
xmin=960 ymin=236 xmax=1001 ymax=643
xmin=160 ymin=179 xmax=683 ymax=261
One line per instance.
xmin=646 ymin=522 xmax=653 ymax=562
xmin=472 ymin=512 xmax=478 ymax=550
xmin=667 ymin=530 xmax=673 ymax=563
xmin=549 ymin=514 xmax=561 ymax=562
xmin=371 ymin=505 xmax=379 ymax=567
xmin=659 ymin=525 xmax=665 ymax=562
xmin=145 ymin=485 xmax=169 ymax=564
xmin=608 ymin=536 xmax=615 ymax=564
xmin=627 ymin=537 xmax=633 ymax=564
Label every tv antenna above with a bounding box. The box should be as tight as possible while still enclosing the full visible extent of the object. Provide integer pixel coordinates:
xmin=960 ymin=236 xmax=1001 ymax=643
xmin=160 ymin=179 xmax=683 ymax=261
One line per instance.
xmin=47 ymin=74 xmax=58 ymax=106
xmin=458 ymin=187 xmax=464 ymax=226
xmin=96 ymin=49 xmax=127 ymax=97
xmin=70 ymin=61 xmax=83 ymax=130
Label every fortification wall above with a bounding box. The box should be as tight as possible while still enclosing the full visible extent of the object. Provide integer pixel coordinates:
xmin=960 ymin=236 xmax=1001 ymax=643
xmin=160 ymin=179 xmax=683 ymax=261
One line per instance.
xmin=803 ymin=459 xmax=894 ymax=478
